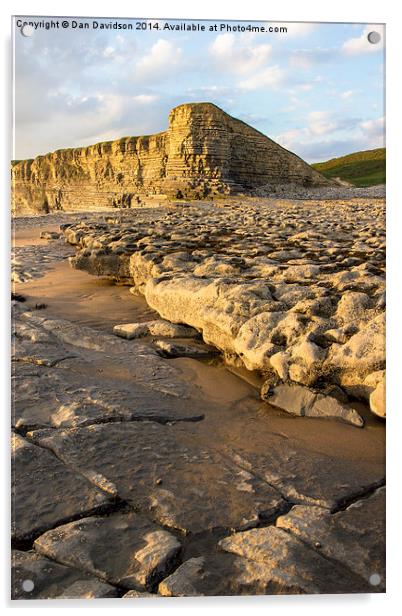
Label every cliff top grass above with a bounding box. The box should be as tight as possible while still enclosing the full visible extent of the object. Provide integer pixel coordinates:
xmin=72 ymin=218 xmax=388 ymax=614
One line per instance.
xmin=312 ymin=148 xmax=385 ymax=187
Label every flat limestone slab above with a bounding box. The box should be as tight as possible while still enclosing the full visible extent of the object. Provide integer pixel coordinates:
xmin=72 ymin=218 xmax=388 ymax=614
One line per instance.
xmin=12 ymin=312 xmax=206 ymax=430
xmin=222 ymin=438 xmax=384 ymax=511
xmin=11 ymin=433 xmax=111 ymax=542
xmin=12 ymin=360 xmax=204 ymax=430
xmin=34 ymin=512 xmax=181 ymax=591
xmin=276 ymin=487 xmax=385 ymax=590
xmin=219 ymin=526 xmax=370 ymax=594
xmin=11 ymin=550 xmax=119 ymax=599
xmin=30 ymin=422 xmax=286 ymax=534
xmin=15 ymin=312 xmax=194 ymax=401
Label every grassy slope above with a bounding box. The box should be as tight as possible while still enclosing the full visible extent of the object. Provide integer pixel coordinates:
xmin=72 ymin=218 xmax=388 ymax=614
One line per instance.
xmin=312 ymin=148 xmax=385 ymax=187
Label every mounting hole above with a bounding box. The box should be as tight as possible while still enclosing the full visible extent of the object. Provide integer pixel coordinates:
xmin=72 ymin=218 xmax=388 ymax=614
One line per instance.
xmin=367 ymin=31 xmax=381 ymax=44
xmin=21 ymin=24 xmax=34 ymax=37
xmin=22 ymin=578 xmax=34 ymax=592
xmin=369 ymin=573 xmax=381 ymax=586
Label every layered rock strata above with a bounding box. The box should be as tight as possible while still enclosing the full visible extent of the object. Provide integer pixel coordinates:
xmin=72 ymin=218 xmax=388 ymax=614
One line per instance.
xmin=12 ymin=103 xmax=331 ymax=214
xmin=63 ymin=198 xmax=385 ymax=418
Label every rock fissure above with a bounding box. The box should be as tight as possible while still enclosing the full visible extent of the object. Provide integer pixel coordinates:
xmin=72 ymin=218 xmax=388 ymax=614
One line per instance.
xmin=329 ymin=479 xmax=386 ymax=514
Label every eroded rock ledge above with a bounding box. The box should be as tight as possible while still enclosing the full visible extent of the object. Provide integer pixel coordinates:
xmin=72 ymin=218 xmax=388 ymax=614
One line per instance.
xmin=12 ymin=102 xmax=331 ymax=214
xmin=62 ymin=198 xmax=386 ymax=419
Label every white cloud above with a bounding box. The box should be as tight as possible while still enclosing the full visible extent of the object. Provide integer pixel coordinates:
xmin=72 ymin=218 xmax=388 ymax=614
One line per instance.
xmin=15 ymin=85 xmax=172 ymax=158
xmin=103 ymin=46 xmax=115 ymax=57
xmin=290 ymin=48 xmax=336 ymax=70
xmin=13 ymin=17 xmax=384 ymax=164
xmin=359 ymin=116 xmax=385 ymax=143
xmin=210 ymin=33 xmax=233 ymax=55
xmin=274 ymin=128 xmax=305 ymax=149
xmin=341 ymin=89 xmax=358 ymax=100
xmin=298 ymin=84 xmax=313 ymax=92
xmin=210 ymin=33 xmax=288 ymax=91
xmin=209 ymin=33 xmax=272 ymax=74
xmin=238 ymin=66 xmax=284 ymax=90
xmin=308 ymin=111 xmax=337 ymax=136
xmin=274 ymin=112 xmax=384 ymax=162
xmin=132 ymin=94 xmax=158 ymax=104
xmin=136 ymin=39 xmax=183 ymax=78
xmin=275 ymin=111 xmax=366 ymax=146
xmin=342 ymin=25 xmax=385 ymax=55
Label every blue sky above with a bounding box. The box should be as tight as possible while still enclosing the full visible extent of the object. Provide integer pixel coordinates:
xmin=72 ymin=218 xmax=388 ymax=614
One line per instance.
xmin=14 ymin=18 xmax=385 ymax=162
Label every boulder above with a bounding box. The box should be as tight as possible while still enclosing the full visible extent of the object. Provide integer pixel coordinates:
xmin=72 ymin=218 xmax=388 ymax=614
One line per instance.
xmin=261 ymin=383 xmax=363 ymax=427
xmin=40 ymin=231 xmax=60 ymax=240
xmin=335 ymin=291 xmax=371 ymax=323
xmin=326 ymin=313 xmax=385 ymax=385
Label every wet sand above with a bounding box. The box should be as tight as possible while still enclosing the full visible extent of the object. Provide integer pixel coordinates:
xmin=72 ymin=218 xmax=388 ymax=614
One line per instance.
xmin=12 ymin=225 xmax=61 ymax=248
xmin=19 ymin=261 xmax=159 ymax=332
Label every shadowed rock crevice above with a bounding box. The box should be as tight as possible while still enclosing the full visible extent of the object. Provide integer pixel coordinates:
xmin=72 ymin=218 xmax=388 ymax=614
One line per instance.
xmin=329 ymin=479 xmax=386 ymax=513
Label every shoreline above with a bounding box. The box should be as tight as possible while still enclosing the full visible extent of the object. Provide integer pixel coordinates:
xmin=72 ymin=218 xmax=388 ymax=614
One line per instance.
xmin=11 ymin=204 xmax=386 ymax=598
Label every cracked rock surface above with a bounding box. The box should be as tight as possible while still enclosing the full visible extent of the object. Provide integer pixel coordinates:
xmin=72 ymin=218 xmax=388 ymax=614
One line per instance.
xmin=11 ymin=205 xmax=385 ymax=599
xmin=276 ymin=486 xmax=386 ymax=591
xmin=34 ymin=512 xmax=182 ymax=590
xmin=11 ymin=432 xmax=111 ymax=543
xmin=29 ymin=421 xmax=287 ymax=534
xmin=218 ymin=526 xmax=370 ymax=594
xmin=63 ymin=198 xmax=385 ymax=420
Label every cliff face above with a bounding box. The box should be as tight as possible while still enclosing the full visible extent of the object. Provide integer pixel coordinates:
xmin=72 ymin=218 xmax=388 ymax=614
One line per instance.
xmin=12 ymin=102 xmax=331 ymax=214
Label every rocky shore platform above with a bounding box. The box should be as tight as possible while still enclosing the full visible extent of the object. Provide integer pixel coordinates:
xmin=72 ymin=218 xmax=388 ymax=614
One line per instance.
xmin=65 ymin=196 xmax=385 ymax=421
xmin=11 ymin=197 xmax=385 ymax=599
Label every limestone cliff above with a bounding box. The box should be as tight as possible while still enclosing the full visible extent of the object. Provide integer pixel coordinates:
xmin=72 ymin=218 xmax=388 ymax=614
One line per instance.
xmin=12 ymin=102 xmax=331 ymax=214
